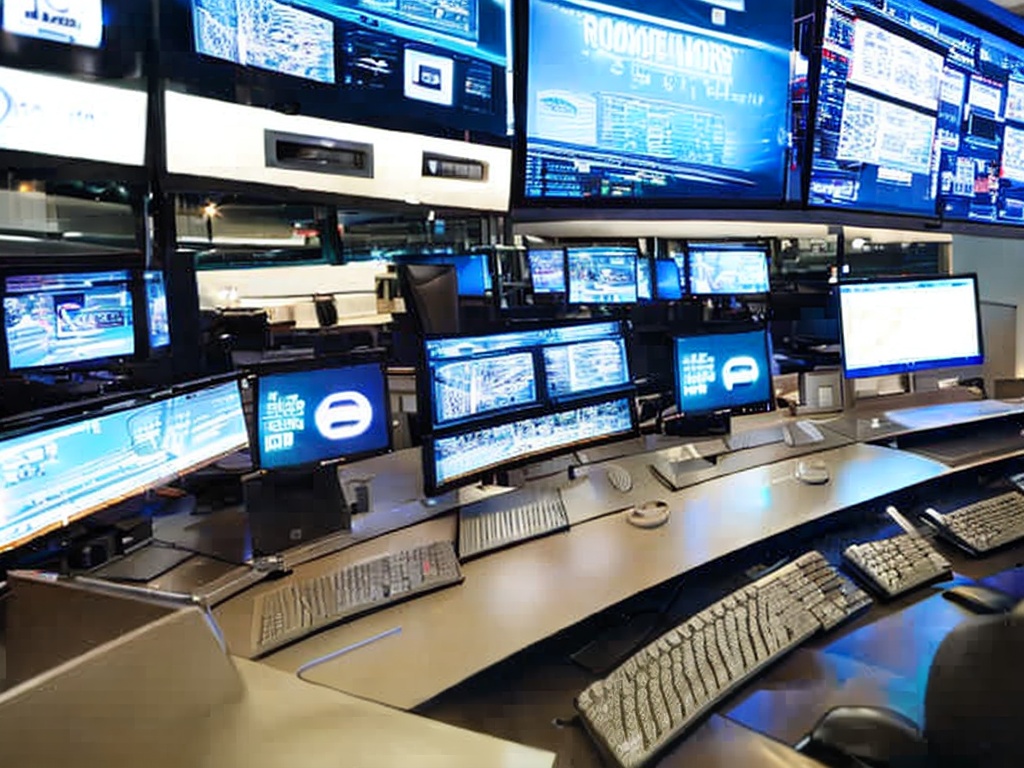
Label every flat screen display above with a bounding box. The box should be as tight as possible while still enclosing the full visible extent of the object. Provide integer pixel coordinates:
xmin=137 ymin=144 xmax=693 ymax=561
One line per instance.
xmin=810 ymin=0 xmax=1024 ymax=223
xmin=566 ymin=246 xmax=638 ymax=304
xmin=686 ymin=243 xmax=770 ymax=295
xmin=528 ymin=248 xmax=566 ymax=293
xmin=523 ymin=0 xmax=793 ymax=202
xmin=838 ymin=275 xmax=984 ymax=379
xmin=637 ymin=256 xmax=652 ymax=301
xmin=144 ymin=271 xmax=171 ymax=351
xmin=181 ymin=0 xmax=513 ymax=141
xmin=655 ymin=259 xmax=683 ymax=300
xmin=428 ymin=396 xmax=635 ymax=491
xmin=3 ymin=0 xmax=104 ymax=48
xmin=3 ymin=271 xmax=135 ymax=371
xmin=423 ymin=320 xmax=632 ymax=430
xmin=0 ymin=380 xmax=249 ymax=553
xmin=452 ymin=254 xmax=492 ymax=297
xmin=256 ymin=361 xmax=390 ymax=470
xmin=673 ymin=328 xmax=773 ymax=414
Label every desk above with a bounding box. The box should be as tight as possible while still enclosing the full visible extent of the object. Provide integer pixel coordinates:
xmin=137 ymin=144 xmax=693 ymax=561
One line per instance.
xmin=212 ymin=443 xmax=947 ymax=710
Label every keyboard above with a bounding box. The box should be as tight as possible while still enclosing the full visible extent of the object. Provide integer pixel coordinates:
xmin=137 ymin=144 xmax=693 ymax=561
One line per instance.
xmin=458 ymin=490 xmax=569 ymax=560
xmin=921 ymin=491 xmax=1024 ymax=555
xmin=251 ymin=540 xmax=462 ymax=655
xmin=725 ymin=425 xmax=786 ymax=452
xmin=843 ymin=533 xmax=952 ymax=599
xmin=575 ymin=551 xmax=871 ymax=768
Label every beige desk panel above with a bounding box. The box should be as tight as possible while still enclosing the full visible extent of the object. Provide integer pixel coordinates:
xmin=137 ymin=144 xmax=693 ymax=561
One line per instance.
xmin=234 ymin=444 xmax=947 ymax=710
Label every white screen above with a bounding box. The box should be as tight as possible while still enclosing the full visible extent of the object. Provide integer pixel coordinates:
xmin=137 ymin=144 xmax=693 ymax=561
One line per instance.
xmin=839 ymin=277 xmax=983 ymax=378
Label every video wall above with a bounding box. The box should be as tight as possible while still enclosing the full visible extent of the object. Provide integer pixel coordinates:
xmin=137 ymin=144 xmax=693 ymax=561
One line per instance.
xmin=810 ymin=0 xmax=1024 ymax=224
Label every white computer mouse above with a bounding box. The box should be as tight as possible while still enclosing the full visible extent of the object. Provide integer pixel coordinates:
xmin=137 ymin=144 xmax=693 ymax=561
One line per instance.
xmin=795 ymin=459 xmax=830 ymax=485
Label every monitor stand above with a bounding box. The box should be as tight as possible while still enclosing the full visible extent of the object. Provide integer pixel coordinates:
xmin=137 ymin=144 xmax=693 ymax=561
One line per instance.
xmin=243 ymin=459 xmax=352 ymax=559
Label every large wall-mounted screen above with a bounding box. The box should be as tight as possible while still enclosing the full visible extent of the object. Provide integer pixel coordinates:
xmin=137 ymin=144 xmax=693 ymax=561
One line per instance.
xmin=809 ymin=0 xmax=1024 ymax=224
xmin=522 ymin=0 xmax=794 ymax=203
xmin=170 ymin=0 xmax=514 ymax=142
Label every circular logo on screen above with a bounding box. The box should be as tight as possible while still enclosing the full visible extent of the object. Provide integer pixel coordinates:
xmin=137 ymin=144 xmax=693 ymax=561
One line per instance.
xmin=314 ymin=391 xmax=374 ymax=441
xmin=44 ymin=1 xmax=72 ymax=12
xmin=0 ymin=88 xmax=12 ymax=127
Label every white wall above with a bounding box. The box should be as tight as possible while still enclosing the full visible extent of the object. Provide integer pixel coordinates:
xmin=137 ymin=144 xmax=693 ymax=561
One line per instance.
xmin=952 ymin=235 xmax=1024 ymax=377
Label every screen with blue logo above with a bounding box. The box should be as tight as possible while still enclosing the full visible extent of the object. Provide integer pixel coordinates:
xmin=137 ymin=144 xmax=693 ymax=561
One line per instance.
xmin=424 ymin=321 xmax=632 ymax=430
xmin=188 ymin=0 xmax=513 ymax=140
xmin=566 ymin=246 xmax=638 ymax=304
xmin=655 ymin=259 xmax=683 ymax=300
xmin=838 ymin=276 xmax=983 ymax=379
xmin=3 ymin=270 xmax=135 ymax=371
xmin=0 ymin=380 xmax=249 ymax=553
xmin=686 ymin=243 xmax=770 ymax=295
xmin=673 ymin=328 xmax=773 ymax=414
xmin=3 ymin=0 xmax=104 ymax=48
xmin=528 ymin=248 xmax=566 ymax=293
xmin=810 ymin=0 xmax=1024 ymax=223
xmin=523 ymin=0 xmax=793 ymax=202
xmin=144 ymin=271 xmax=171 ymax=350
xmin=256 ymin=361 xmax=390 ymax=470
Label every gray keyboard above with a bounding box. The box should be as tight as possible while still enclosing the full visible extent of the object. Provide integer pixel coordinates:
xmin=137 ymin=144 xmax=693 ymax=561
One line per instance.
xmin=922 ymin=491 xmax=1024 ymax=555
xmin=458 ymin=490 xmax=569 ymax=560
xmin=251 ymin=541 xmax=462 ymax=655
xmin=843 ymin=533 xmax=951 ymax=599
xmin=725 ymin=425 xmax=786 ymax=452
xmin=575 ymin=551 xmax=872 ymax=768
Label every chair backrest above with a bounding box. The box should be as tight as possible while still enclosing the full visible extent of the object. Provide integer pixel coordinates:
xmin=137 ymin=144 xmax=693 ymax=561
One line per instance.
xmin=398 ymin=264 xmax=460 ymax=335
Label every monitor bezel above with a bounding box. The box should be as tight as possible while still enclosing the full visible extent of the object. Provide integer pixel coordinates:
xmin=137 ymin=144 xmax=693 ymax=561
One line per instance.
xmin=671 ymin=325 xmax=776 ymax=418
xmin=421 ymin=390 xmax=638 ymax=496
xmin=836 ymin=272 xmax=985 ymax=380
xmin=654 ymin=258 xmax=684 ymax=302
xmin=565 ymin=245 xmax=641 ymax=306
xmin=683 ymin=241 xmax=772 ymax=297
xmin=249 ymin=352 xmax=393 ymax=473
xmin=526 ymin=246 xmax=567 ymax=295
xmin=0 ymin=265 xmax=141 ymax=374
xmin=0 ymin=374 xmax=248 ymax=555
xmin=419 ymin=317 xmax=636 ymax=435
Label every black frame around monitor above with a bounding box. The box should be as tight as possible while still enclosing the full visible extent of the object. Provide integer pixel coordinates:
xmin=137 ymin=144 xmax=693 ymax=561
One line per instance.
xmin=526 ymin=246 xmax=567 ymax=297
xmin=836 ymin=272 xmax=985 ymax=380
xmin=418 ymin=318 xmax=639 ymax=495
xmin=564 ymin=244 xmax=641 ymax=306
xmin=248 ymin=352 xmax=393 ymax=473
xmin=0 ymin=263 xmax=144 ymax=374
xmin=683 ymin=241 xmax=772 ymax=298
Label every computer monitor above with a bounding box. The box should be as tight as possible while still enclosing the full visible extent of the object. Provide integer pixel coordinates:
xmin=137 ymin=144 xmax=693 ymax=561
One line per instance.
xmin=0 ymin=378 xmax=249 ymax=554
xmin=838 ymin=275 xmax=984 ymax=379
xmin=655 ymin=260 xmax=683 ymax=301
xmin=143 ymin=270 xmax=171 ymax=352
xmin=673 ymin=328 xmax=774 ymax=416
xmin=527 ymin=248 xmax=566 ymax=294
xmin=2 ymin=270 xmax=136 ymax=371
xmin=566 ymin=246 xmax=638 ymax=305
xmin=637 ymin=256 xmax=652 ymax=302
xmin=686 ymin=244 xmax=771 ymax=296
xmin=253 ymin=358 xmax=391 ymax=471
xmin=451 ymin=255 xmax=493 ymax=298
xmin=421 ymin=320 xmax=637 ymax=494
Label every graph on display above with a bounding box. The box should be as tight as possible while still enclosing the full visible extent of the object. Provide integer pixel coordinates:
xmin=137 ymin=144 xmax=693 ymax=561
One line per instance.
xmin=524 ymin=0 xmax=793 ymax=201
xmin=809 ymin=0 xmax=1024 ymax=224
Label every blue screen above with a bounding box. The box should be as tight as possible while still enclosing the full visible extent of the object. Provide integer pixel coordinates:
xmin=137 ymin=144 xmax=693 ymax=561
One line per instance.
xmin=190 ymin=0 xmax=513 ymax=139
xmin=655 ymin=259 xmax=683 ymax=300
xmin=567 ymin=246 xmax=638 ymax=304
xmin=4 ymin=271 xmax=135 ymax=370
xmin=431 ymin=396 xmax=634 ymax=489
xmin=686 ymin=244 xmax=770 ymax=294
xmin=528 ymin=248 xmax=566 ymax=293
xmin=452 ymin=255 xmax=492 ymax=297
xmin=144 ymin=271 xmax=171 ymax=350
xmin=424 ymin=321 xmax=632 ymax=429
xmin=524 ymin=0 xmax=793 ymax=201
xmin=637 ymin=256 xmax=652 ymax=301
xmin=673 ymin=329 xmax=773 ymax=414
xmin=810 ymin=0 xmax=1024 ymax=224
xmin=256 ymin=362 xmax=390 ymax=470
xmin=0 ymin=380 xmax=249 ymax=553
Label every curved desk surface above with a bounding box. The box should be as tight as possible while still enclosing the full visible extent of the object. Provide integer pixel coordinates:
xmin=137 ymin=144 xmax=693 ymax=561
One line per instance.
xmin=213 ymin=442 xmax=949 ymax=710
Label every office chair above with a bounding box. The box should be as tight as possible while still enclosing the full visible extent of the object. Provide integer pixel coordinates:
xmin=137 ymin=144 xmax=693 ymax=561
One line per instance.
xmin=397 ymin=264 xmax=460 ymax=335
xmin=796 ymin=602 xmax=1024 ymax=768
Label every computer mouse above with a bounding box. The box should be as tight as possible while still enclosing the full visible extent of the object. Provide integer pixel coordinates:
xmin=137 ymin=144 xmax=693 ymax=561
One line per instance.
xmin=626 ymin=500 xmax=670 ymax=529
xmin=942 ymin=584 xmax=1017 ymax=614
xmin=795 ymin=459 xmax=830 ymax=485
